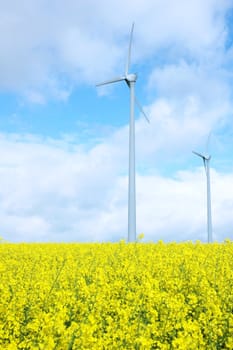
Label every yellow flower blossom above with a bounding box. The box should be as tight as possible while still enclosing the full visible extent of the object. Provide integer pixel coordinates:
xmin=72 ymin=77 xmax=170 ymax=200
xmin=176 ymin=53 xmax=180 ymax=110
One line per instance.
xmin=0 ymin=241 xmax=233 ymax=348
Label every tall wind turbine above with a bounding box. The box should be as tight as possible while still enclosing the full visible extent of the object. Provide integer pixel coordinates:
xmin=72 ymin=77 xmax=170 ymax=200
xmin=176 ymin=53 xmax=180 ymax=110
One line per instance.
xmin=96 ymin=23 xmax=149 ymax=242
xmin=192 ymin=148 xmax=213 ymax=243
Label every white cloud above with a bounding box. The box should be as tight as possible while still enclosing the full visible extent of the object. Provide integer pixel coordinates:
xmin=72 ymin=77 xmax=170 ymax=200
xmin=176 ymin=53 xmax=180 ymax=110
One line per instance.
xmin=0 ymin=133 xmax=125 ymax=242
xmin=148 ymin=62 xmax=230 ymax=105
xmin=0 ymin=132 xmax=232 ymax=243
xmin=137 ymin=168 xmax=233 ymax=242
xmin=134 ymin=95 xmax=232 ymax=171
xmin=0 ymin=0 xmax=231 ymax=101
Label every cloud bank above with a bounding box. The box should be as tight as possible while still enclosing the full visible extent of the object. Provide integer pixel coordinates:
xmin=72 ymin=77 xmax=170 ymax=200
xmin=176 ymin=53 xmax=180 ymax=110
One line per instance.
xmin=0 ymin=0 xmax=232 ymax=101
xmin=0 ymin=129 xmax=233 ymax=243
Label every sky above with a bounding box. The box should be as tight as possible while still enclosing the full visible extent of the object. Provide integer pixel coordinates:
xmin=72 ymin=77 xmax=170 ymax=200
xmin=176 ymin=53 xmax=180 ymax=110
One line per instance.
xmin=1 ymin=0 xmax=233 ymax=243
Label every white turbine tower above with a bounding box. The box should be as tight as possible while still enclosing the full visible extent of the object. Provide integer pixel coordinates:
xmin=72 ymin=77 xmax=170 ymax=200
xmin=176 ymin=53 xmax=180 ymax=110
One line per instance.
xmin=96 ymin=23 xmax=149 ymax=242
xmin=192 ymin=140 xmax=213 ymax=243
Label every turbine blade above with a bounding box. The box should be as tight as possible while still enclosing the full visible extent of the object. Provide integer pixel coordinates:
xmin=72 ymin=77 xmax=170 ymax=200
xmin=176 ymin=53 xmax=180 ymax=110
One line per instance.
xmin=96 ymin=76 xmax=125 ymax=87
xmin=192 ymin=150 xmax=204 ymax=159
xmin=203 ymin=158 xmax=208 ymax=174
xmin=135 ymin=97 xmax=150 ymax=123
xmin=205 ymin=131 xmax=212 ymax=156
xmin=125 ymin=22 xmax=134 ymax=75
xmin=125 ymin=80 xmax=130 ymax=88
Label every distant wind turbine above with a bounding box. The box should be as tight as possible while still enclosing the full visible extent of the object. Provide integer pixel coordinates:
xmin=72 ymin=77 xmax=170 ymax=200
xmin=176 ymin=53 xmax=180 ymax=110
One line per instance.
xmin=96 ymin=23 xmax=149 ymax=242
xmin=192 ymin=139 xmax=213 ymax=243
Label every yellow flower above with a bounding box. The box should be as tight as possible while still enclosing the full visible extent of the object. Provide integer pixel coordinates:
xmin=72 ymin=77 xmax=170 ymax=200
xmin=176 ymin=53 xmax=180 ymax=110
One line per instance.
xmin=137 ymin=233 xmax=145 ymax=241
xmin=1 ymin=241 xmax=233 ymax=348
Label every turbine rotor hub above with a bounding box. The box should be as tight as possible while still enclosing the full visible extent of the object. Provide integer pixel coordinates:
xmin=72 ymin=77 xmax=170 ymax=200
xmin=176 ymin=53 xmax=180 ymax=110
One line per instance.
xmin=126 ymin=73 xmax=137 ymax=82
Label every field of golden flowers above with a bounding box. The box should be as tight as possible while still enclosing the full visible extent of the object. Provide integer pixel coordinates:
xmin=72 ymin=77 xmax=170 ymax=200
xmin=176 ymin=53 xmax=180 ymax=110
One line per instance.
xmin=1 ymin=240 xmax=233 ymax=349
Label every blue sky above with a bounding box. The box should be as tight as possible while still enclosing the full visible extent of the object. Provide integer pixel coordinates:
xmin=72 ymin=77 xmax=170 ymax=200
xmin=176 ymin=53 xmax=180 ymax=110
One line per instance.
xmin=1 ymin=0 xmax=233 ymax=242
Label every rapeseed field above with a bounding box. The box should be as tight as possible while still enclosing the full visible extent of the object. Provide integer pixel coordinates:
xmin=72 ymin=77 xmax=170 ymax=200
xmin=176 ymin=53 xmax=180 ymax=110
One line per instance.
xmin=1 ymin=240 xmax=233 ymax=349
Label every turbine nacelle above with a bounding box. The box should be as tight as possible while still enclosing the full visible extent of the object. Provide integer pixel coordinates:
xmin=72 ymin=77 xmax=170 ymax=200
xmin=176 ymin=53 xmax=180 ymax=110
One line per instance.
xmin=125 ymin=73 xmax=137 ymax=82
xmin=192 ymin=150 xmax=211 ymax=177
xmin=192 ymin=151 xmax=211 ymax=161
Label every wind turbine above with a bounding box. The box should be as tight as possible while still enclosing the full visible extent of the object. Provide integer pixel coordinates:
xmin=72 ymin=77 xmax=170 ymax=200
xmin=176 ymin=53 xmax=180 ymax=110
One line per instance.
xmin=96 ymin=23 xmax=149 ymax=242
xmin=192 ymin=139 xmax=213 ymax=243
